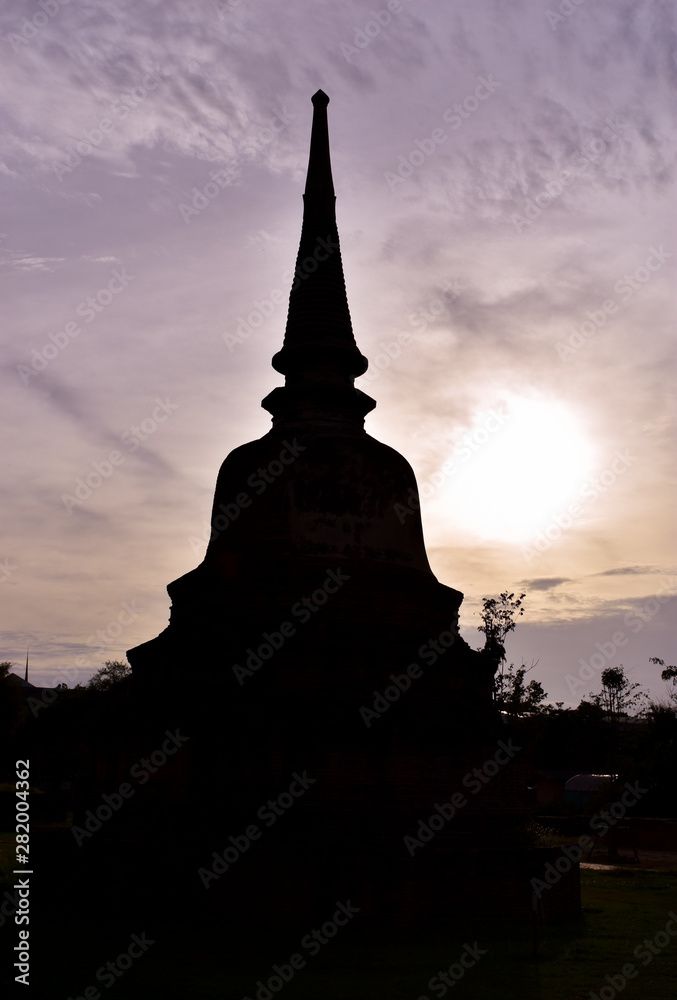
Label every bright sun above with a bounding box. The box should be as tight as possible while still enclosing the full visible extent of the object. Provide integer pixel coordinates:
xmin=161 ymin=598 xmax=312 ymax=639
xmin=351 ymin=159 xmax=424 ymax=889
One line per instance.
xmin=432 ymin=396 xmax=596 ymax=544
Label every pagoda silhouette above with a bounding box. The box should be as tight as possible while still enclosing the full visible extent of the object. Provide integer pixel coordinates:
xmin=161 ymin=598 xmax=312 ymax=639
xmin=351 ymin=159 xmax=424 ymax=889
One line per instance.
xmin=120 ymin=92 xmax=574 ymax=926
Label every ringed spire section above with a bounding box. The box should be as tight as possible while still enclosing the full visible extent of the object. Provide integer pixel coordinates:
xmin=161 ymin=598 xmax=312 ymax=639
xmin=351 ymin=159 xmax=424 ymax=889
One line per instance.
xmin=263 ymin=90 xmax=374 ymax=425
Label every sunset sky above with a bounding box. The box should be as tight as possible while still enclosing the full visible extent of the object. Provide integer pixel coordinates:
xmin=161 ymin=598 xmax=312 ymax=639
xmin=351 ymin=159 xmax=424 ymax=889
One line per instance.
xmin=1 ymin=0 xmax=675 ymax=704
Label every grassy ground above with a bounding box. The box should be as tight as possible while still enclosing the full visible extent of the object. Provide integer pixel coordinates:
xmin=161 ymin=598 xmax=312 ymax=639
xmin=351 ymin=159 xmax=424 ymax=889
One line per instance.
xmin=2 ymin=841 xmax=676 ymax=998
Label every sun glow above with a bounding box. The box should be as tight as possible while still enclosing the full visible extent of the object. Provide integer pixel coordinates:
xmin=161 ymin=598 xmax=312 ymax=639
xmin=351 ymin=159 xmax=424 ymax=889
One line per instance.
xmin=433 ymin=397 xmax=596 ymax=544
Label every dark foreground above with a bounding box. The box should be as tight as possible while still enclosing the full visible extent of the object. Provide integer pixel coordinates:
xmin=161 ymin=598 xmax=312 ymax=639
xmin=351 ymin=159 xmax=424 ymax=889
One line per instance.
xmin=3 ymin=831 xmax=676 ymax=1000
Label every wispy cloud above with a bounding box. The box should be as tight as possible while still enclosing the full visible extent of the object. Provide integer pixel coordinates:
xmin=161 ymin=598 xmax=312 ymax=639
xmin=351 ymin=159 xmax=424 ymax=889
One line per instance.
xmin=591 ymin=565 xmax=666 ymax=578
xmin=521 ymin=577 xmax=571 ymax=591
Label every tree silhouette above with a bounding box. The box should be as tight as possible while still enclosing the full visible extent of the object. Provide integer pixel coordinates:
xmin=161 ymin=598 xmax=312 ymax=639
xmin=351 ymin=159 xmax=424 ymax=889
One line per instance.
xmin=587 ymin=665 xmax=648 ymax=859
xmin=0 ymin=660 xmax=15 ymax=681
xmin=477 ymin=591 xmax=525 ymax=665
xmin=589 ymin=666 xmax=648 ymax=719
xmin=493 ymin=660 xmax=547 ymax=716
xmin=87 ymin=659 xmax=131 ymax=690
xmin=651 ymin=656 xmax=677 ymax=706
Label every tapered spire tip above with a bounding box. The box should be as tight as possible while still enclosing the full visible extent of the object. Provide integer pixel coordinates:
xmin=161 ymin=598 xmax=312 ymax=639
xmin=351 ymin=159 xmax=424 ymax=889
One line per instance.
xmin=262 ymin=89 xmax=374 ymax=425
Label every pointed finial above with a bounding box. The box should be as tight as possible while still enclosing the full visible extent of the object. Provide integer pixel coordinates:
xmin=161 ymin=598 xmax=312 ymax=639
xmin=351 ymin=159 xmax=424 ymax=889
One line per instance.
xmin=304 ymin=90 xmax=334 ymax=204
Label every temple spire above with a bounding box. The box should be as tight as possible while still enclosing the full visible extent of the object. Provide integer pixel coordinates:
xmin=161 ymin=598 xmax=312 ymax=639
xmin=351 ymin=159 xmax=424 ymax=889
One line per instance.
xmin=262 ymin=91 xmax=374 ymax=426
xmin=304 ymin=90 xmax=335 ymax=208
